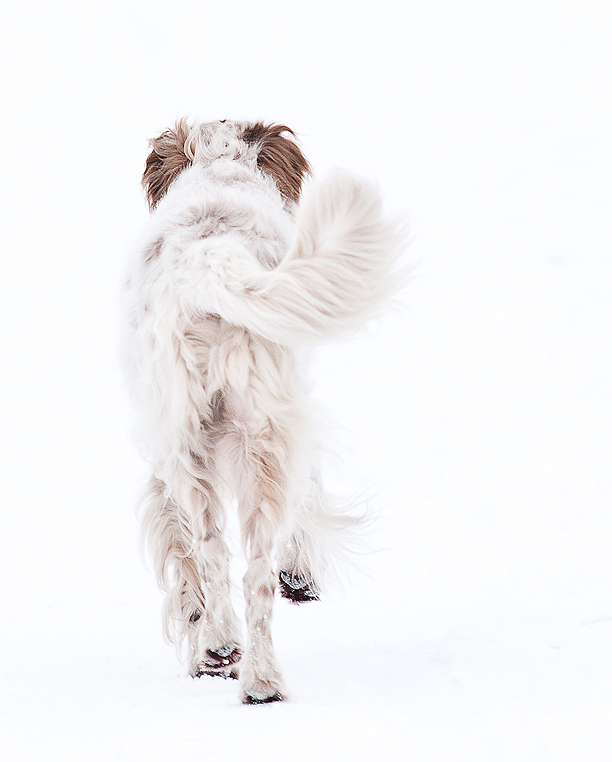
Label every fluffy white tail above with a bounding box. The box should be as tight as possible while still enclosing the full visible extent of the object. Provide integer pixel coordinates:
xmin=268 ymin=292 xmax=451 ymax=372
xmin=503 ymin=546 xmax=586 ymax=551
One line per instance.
xmin=201 ymin=172 xmax=407 ymax=345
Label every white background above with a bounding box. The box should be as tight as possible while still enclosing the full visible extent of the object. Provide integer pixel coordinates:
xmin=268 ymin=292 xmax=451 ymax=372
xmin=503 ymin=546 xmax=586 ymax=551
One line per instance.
xmin=1 ymin=1 xmax=611 ymax=759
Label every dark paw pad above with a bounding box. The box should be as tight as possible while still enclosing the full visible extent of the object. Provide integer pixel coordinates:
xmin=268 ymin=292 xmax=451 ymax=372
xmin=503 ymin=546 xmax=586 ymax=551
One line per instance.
xmin=194 ymin=667 xmax=239 ymax=680
xmin=242 ymin=692 xmax=285 ymax=705
xmin=278 ymin=570 xmax=320 ymax=604
xmin=193 ymin=645 xmax=242 ymax=679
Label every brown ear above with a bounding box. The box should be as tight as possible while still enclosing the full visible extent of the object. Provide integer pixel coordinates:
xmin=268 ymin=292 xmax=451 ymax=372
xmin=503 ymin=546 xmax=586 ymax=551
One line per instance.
xmin=242 ymin=122 xmax=311 ymax=204
xmin=142 ymin=119 xmax=192 ymax=210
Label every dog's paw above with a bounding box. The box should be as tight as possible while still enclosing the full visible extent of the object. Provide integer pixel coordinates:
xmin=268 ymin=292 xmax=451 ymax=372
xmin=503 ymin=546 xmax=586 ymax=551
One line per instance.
xmin=239 ymin=657 xmax=286 ymax=704
xmin=240 ymin=676 xmax=286 ymax=705
xmin=191 ymin=645 xmax=242 ymax=680
xmin=242 ymin=690 xmax=284 ymax=705
xmin=278 ymin=570 xmax=320 ymax=604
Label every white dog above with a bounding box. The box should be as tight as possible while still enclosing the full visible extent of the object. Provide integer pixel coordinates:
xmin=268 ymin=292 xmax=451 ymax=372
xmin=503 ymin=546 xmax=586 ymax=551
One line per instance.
xmin=123 ymin=120 xmax=404 ymax=703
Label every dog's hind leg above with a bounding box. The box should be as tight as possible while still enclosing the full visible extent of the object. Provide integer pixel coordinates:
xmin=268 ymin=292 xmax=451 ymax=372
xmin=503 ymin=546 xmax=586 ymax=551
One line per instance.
xmin=189 ymin=475 xmax=243 ymax=679
xmin=140 ymin=473 xmax=242 ymax=679
xmin=235 ymin=430 xmax=288 ymax=704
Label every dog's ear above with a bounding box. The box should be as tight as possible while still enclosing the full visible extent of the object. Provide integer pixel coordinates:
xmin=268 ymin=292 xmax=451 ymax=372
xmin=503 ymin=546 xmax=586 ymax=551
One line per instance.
xmin=242 ymin=123 xmax=311 ymax=204
xmin=142 ymin=120 xmax=192 ymax=210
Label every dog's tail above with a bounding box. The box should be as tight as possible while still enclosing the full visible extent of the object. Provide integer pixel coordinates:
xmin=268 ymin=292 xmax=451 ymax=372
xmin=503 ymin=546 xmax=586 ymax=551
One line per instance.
xmin=200 ymin=171 xmax=407 ymax=345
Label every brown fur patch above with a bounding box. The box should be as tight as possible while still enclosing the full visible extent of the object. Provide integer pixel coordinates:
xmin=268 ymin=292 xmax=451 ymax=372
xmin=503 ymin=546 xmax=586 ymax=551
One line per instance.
xmin=242 ymin=122 xmax=311 ymax=204
xmin=142 ymin=119 xmax=192 ymax=210
xmin=143 ymin=236 xmax=164 ymax=263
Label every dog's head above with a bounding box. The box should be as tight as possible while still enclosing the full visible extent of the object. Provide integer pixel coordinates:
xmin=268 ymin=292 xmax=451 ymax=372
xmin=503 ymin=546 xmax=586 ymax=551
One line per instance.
xmin=142 ymin=120 xmax=311 ymax=210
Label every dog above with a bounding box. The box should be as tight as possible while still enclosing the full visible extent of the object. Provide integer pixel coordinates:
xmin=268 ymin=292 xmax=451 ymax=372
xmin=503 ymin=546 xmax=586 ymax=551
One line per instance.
xmin=123 ymin=119 xmax=404 ymax=703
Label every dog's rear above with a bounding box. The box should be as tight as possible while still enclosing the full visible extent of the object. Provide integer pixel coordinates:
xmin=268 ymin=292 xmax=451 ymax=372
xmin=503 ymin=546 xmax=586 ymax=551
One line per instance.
xmin=124 ymin=120 xmax=404 ymax=703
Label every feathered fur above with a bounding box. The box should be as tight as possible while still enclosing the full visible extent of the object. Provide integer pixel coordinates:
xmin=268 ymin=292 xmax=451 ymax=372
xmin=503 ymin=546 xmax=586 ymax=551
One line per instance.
xmin=123 ymin=119 xmax=405 ymax=703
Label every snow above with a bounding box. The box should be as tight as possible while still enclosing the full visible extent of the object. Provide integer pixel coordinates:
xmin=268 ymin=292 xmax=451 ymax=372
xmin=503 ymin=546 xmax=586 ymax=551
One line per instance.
xmin=1 ymin=1 xmax=611 ymax=759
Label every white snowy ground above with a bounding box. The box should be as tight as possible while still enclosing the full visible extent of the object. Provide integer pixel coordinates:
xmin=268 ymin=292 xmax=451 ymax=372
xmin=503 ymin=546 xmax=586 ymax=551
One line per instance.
xmin=1 ymin=1 xmax=611 ymax=759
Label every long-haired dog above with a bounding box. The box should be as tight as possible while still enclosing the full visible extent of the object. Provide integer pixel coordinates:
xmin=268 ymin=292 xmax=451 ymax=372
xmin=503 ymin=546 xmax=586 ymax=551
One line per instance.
xmin=123 ymin=119 xmax=404 ymax=703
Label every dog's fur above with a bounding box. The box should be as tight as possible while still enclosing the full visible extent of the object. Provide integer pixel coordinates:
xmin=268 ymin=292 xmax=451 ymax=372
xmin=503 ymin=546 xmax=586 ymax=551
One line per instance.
xmin=123 ymin=119 xmax=404 ymax=703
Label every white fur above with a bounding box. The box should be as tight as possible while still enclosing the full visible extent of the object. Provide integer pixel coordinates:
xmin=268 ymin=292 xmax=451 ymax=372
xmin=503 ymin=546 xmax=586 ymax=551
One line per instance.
xmin=123 ymin=120 xmax=405 ymax=703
